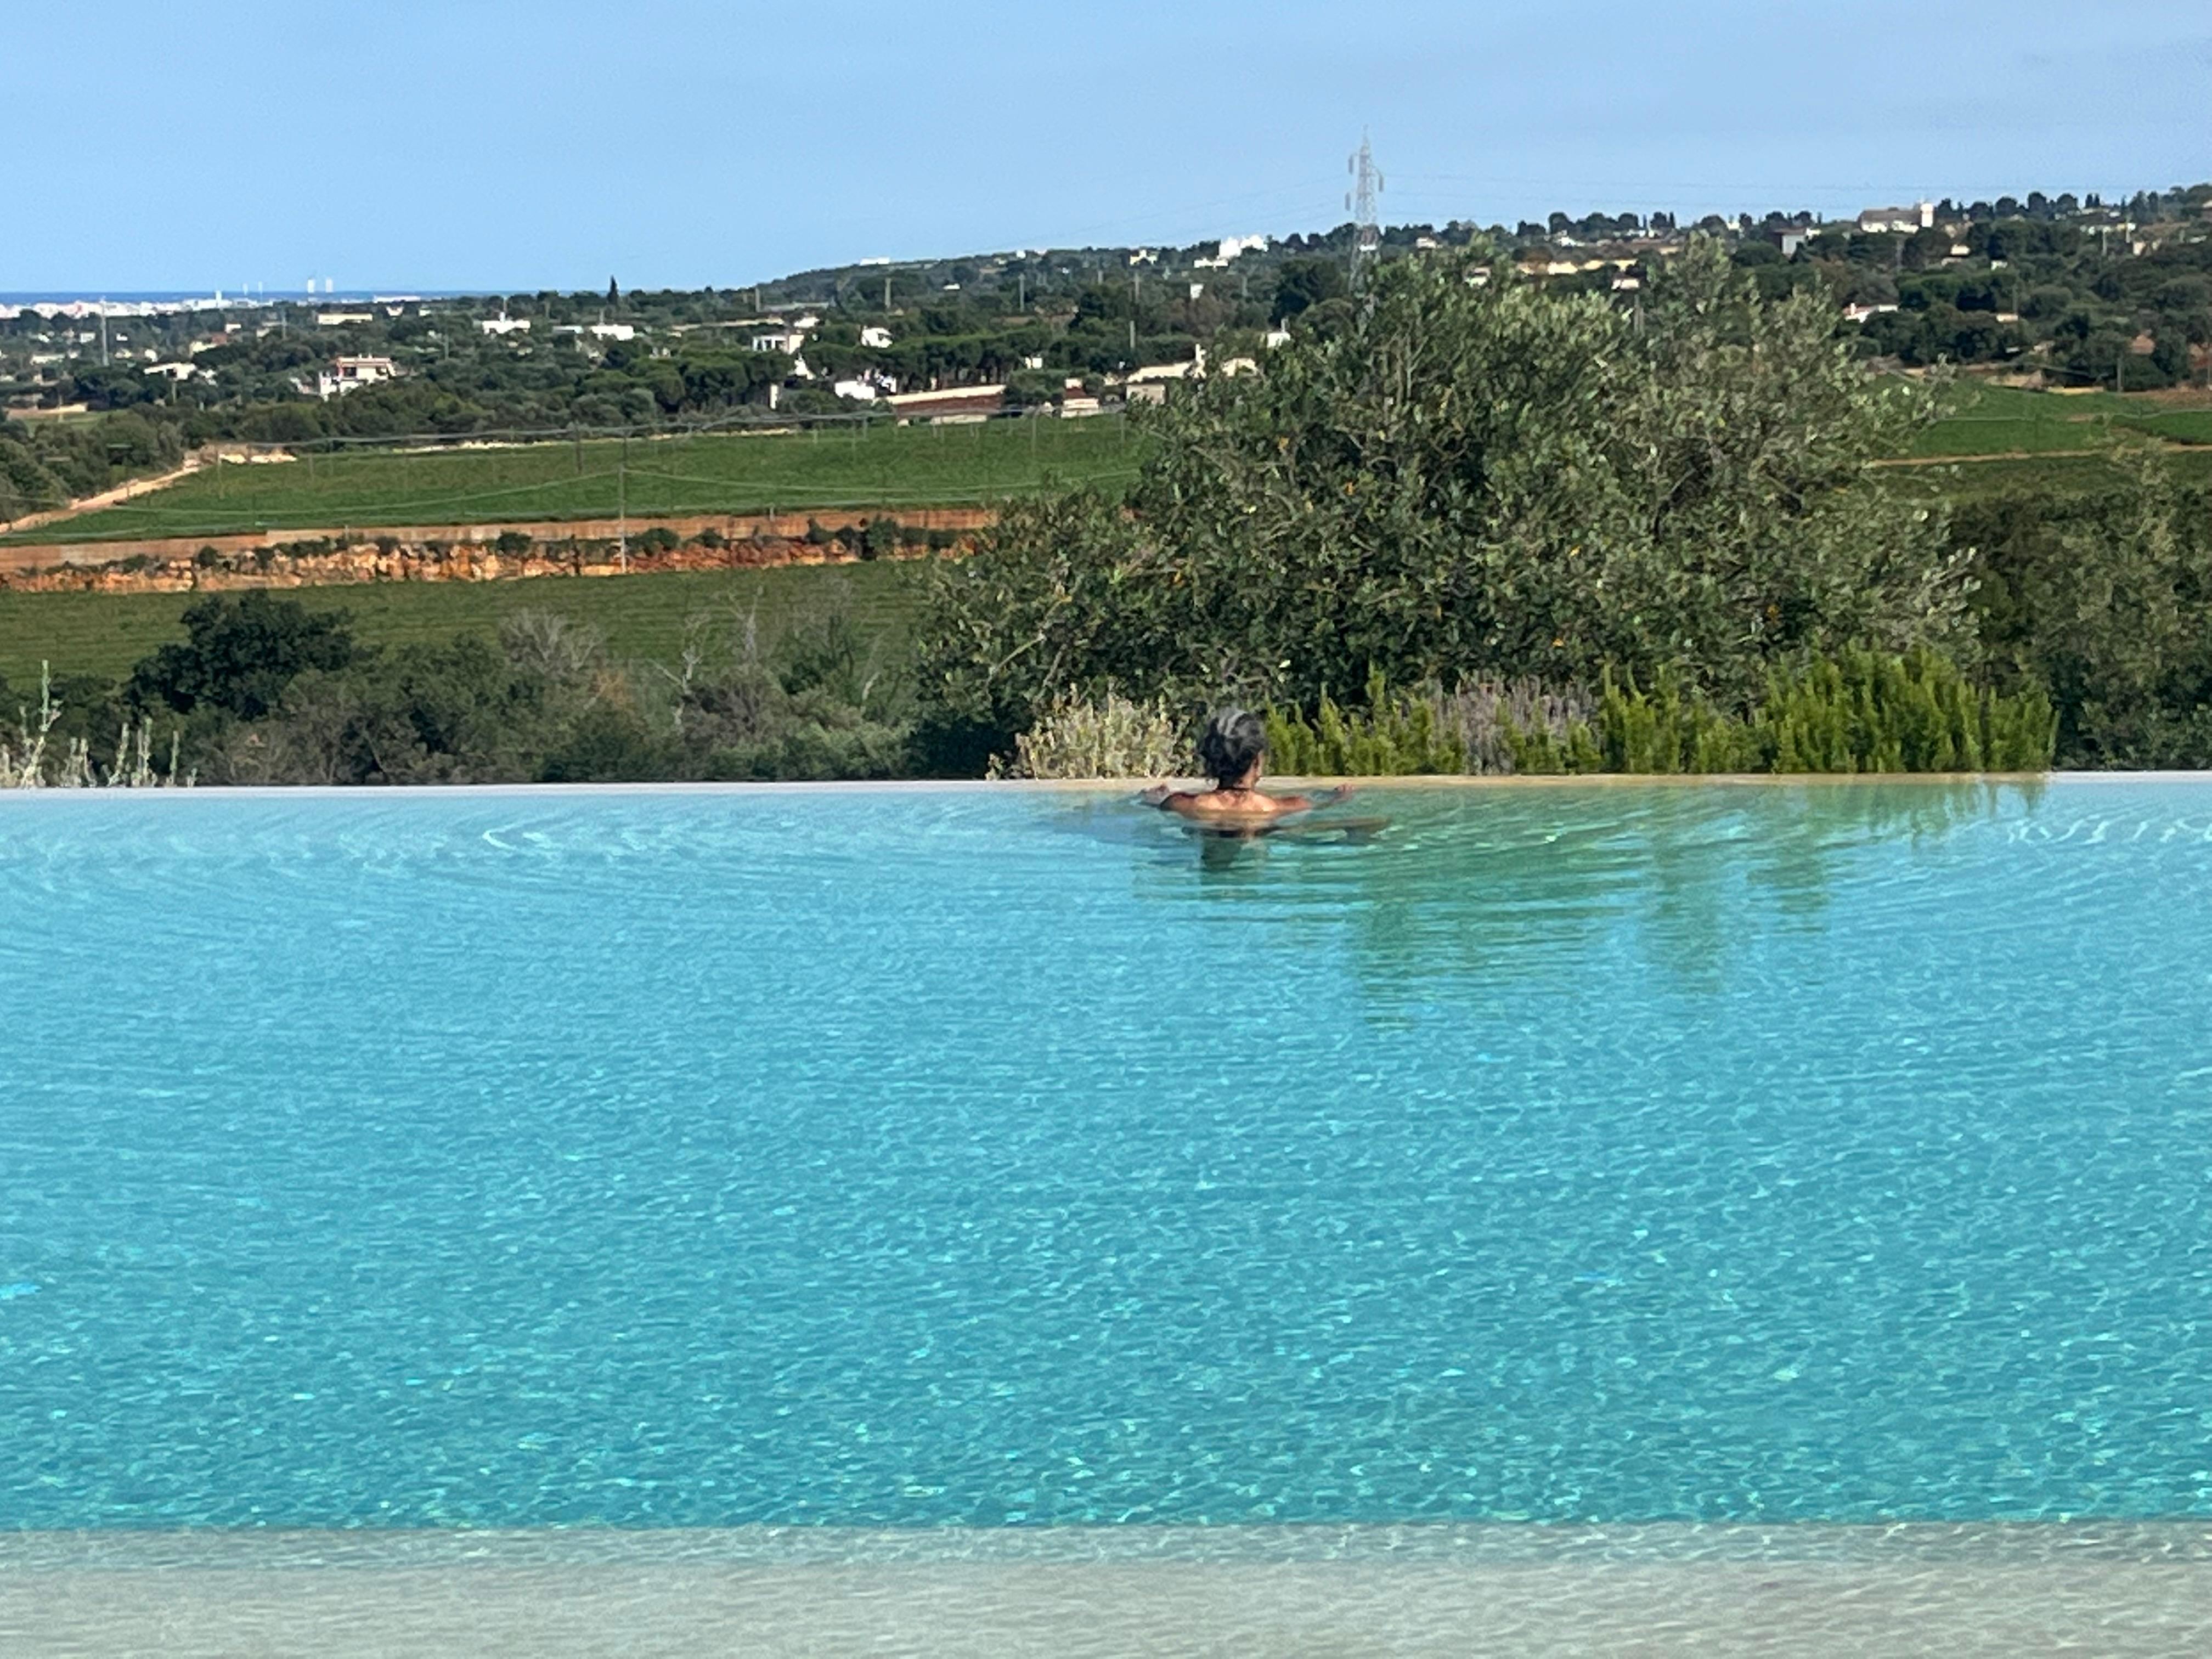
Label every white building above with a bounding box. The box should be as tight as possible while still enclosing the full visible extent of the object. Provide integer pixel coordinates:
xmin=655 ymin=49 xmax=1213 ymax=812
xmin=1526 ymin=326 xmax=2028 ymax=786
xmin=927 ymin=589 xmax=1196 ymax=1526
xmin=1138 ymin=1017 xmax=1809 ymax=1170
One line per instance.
xmin=833 ymin=378 xmax=879 ymax=402
xmin=1856 ymin=202 xmax=1935 ymax=235
xmin=859 ymin=325 xmax=893 ymax=349
xmin=479 ymin=314 xmax=531 ymax=336
xmin=751 ymin=326 xmax=806 ymax=354
xmin=315 ymin=356 xmax=398 ymax=399
xmin=588 ymin=323 xmax=636 ymax=342
xmin=314 ymin=311 xmax=375 ymax=326
xmin=1122 ymin=348 xmax=1205 ymax=404
xmin=1195 ymin=234 xmax=1277 ymax=267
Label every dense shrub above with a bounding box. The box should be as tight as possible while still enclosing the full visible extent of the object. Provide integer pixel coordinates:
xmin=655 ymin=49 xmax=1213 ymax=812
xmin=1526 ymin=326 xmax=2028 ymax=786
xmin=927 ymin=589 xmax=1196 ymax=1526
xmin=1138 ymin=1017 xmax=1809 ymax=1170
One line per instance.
xmin=1960 ymin=461 xmax=2212 ymax=768
xmin=1252 ymin=651 xmax=2054 ymax=776
xmin=129 ymin=592 xmax=359 ymax=720
xmin=988 ymin=690 xmax=1193 ymax=778
xmin=1506 ymin=651 xmax=2055 ymax=774
xmin=1265 ymin=672 xmax=1466 ymax=776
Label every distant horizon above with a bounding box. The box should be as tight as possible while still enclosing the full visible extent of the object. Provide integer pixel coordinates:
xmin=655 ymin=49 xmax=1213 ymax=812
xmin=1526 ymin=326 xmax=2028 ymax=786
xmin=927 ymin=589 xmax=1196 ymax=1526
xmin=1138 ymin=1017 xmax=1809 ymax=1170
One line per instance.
xmin=4 ymin=177 xmax=2204 ymax=306
xmin=14 ymin=0 xmax=2207 ymax=292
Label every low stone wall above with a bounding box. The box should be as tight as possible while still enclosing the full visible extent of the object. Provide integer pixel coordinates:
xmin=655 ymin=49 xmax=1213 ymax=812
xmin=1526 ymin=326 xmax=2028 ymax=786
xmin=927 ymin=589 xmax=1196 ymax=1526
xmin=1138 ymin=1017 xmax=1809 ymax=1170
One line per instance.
xmin=0 ymin=507 xmax=991 ymax=592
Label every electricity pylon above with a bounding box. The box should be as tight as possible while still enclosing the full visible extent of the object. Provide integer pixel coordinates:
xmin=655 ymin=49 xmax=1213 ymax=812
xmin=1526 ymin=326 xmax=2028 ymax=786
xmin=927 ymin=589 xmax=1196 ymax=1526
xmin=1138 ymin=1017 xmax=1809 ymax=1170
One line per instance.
xmin=1346 ymin=131 xmax=1384 ymax=284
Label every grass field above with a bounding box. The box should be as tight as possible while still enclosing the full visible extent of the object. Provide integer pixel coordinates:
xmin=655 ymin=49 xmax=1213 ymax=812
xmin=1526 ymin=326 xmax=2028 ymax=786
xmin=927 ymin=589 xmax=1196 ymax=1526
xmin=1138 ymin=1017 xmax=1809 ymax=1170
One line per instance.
xmin=8 ymin=382 xmax=2210 ymax=689
xmin=0 ymin=561 xmax=933 ymax=688
xmin=1904 ymin=383 xmax=2212 ymax=458
xmin=5 ymin=415 xmax=1149 ymax=546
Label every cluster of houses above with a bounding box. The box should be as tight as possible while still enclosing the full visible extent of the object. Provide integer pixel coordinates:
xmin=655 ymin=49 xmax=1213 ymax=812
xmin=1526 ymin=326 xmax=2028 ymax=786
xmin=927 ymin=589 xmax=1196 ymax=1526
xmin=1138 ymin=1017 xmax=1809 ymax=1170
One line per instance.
xmin=15 ymin=194 xmax=2203 ymax=418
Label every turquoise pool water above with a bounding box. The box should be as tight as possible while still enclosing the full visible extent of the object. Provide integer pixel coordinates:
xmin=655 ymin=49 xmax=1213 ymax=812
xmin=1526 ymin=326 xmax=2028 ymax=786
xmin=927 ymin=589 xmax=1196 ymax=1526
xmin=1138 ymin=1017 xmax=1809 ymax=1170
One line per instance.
xmin=2 ymin=781 xmax=2210 ymax=1531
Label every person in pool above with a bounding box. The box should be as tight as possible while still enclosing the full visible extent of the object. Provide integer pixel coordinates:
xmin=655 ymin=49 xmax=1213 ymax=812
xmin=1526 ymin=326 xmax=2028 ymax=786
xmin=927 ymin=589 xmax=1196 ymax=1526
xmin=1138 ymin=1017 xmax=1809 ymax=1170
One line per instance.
xmin=1141 ymin=708 xmax=1352 ymax=821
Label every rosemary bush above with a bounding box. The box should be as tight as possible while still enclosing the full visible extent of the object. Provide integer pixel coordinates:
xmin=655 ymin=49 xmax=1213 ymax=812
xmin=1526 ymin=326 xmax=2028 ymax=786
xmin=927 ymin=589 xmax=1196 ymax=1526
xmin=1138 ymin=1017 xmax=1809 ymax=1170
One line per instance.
xmin=1263 ymin=671 xmax=1466 ymax=775
xmin=988 ymin=689 xmax=1195 ymax=779
xmin=1509 ymin=650 xmax=2056 ymax=774
xmin=1257 ymin=651 xmax=2055 ymax=777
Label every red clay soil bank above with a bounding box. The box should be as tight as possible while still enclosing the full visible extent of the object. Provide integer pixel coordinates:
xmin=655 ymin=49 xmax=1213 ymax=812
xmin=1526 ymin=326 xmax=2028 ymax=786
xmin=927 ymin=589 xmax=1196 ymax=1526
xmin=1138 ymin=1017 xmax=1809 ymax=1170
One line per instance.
xmin=0 ymin=507 xmax=992 ymax=592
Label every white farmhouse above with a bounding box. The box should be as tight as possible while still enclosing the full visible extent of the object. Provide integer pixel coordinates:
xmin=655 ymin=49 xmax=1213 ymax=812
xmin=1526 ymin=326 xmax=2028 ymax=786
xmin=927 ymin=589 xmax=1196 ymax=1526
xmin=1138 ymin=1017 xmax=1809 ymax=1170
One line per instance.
xmin=479 ymin=314 xmax=531 ymax=336
xmin=859 ymin=325 xmax=893 ymax=349
xmin=1856 ymin=202 xmax=1935 ymax=235
xmin=315 ymin=355 xmax=398 ymax=399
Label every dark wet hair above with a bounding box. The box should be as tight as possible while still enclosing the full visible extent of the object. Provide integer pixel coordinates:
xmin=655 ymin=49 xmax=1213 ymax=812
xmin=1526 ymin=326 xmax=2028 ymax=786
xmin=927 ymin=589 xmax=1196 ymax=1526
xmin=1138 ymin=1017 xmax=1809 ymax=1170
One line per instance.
xmin=1197 ymin=708 xmax=1267 ymax=787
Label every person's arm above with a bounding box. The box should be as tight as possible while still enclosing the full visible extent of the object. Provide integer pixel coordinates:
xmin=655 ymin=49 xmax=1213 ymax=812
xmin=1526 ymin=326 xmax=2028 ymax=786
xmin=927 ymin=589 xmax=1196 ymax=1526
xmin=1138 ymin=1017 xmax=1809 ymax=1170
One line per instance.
xmin=1266 ymin=785 xmax=1356 ymax=814
xmin=1140 ymin=785 xmax=1197 ymax=814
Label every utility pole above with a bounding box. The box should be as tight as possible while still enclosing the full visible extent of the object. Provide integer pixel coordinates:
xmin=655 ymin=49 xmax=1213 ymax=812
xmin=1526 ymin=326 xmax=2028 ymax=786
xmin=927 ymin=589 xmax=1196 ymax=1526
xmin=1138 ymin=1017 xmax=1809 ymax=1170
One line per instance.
xmin=98 ymin=301 xmax=109 ymax=367
xmin=1346 ymin=130 xmax=1384 ymax=286
xmin=618 ymin=432 xmax=629 ymax=572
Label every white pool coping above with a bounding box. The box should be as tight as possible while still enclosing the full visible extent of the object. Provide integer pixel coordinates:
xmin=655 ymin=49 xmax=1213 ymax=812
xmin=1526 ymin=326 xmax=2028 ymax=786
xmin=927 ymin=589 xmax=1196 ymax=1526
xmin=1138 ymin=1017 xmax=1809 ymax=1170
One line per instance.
xmin=0 ymin=770 xmax=2203 ymax=804
xmin=5 ymin=1522 xmax=2210 ymax=1656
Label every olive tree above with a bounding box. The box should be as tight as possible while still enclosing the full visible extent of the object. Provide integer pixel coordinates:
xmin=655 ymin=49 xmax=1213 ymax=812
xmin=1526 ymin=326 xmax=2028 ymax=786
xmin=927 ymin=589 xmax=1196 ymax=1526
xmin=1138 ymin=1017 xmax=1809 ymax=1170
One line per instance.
xmin=920 ymin=238 xmax=1971 ymax=740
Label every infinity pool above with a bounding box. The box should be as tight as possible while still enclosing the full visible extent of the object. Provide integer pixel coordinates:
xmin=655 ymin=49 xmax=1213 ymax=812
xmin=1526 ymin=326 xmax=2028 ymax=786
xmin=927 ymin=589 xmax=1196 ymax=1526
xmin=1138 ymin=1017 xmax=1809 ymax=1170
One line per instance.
xmin=4 ymin=781 xmax=2210 ymax=1536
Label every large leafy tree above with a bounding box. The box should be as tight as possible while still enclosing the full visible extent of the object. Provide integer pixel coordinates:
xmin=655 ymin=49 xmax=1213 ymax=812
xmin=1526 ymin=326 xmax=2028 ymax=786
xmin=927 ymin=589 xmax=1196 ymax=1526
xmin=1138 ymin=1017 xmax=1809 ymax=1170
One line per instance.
xmin=129 ymin=591 xmax=360 ymax=720
xmin=921 ymin=238 xmax=1971 ymax=738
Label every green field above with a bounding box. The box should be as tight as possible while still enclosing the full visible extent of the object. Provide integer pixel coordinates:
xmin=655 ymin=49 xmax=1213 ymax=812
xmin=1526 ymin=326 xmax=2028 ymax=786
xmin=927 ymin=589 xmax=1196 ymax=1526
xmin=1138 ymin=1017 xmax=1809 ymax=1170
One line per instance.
xmin=1906 ymin=383 xmax=2212 ymax=458
xmin=0 ymin=561 xmax=932 ymax=687
xmin=5 ymin=415 xmax=1148 ymax=546
xmin=12 ymin=386 xmax=2204 ymax=550
xmin=10 ymin=381 xmax=2210 ymax=689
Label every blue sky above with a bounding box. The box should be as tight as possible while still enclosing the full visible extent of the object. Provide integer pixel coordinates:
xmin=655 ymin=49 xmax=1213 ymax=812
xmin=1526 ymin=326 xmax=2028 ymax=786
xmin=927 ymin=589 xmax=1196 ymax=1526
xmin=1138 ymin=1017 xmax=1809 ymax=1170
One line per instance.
xmin=17 ymin=0 xmax=2208 ymax=294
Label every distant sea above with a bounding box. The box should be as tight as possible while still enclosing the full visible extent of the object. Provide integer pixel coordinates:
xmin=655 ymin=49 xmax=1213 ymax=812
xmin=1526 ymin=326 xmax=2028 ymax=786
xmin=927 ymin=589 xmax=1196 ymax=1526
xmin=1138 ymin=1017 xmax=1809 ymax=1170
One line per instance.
xmin=0 ymin=291 xmax=476 ymax=306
